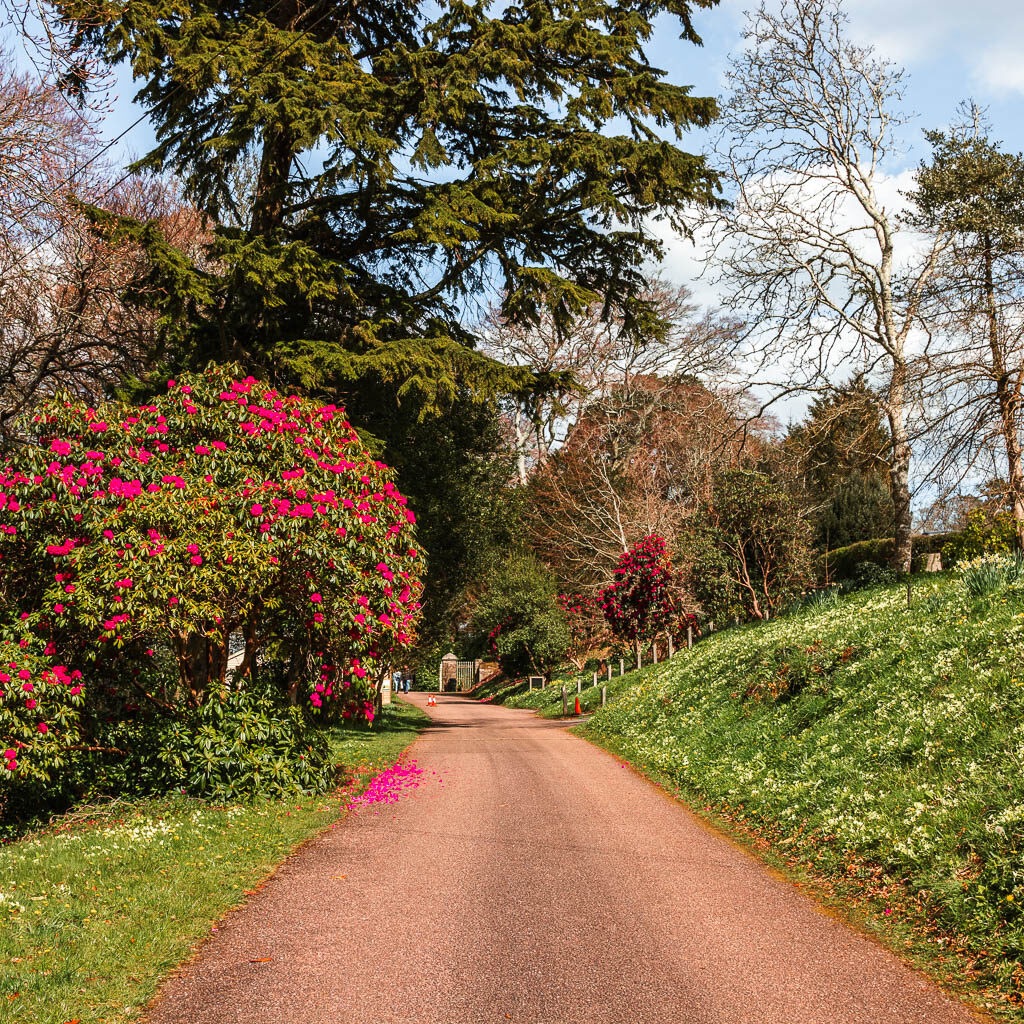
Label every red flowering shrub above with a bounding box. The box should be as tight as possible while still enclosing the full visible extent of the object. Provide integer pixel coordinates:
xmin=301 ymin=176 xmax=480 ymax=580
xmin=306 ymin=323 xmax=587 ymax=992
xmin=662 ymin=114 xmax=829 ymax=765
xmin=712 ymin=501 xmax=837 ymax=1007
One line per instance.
xmin=0 ymin=367 xmax=422 ymax=792
xmin=600 ymin=536 xmax=685 ymax=652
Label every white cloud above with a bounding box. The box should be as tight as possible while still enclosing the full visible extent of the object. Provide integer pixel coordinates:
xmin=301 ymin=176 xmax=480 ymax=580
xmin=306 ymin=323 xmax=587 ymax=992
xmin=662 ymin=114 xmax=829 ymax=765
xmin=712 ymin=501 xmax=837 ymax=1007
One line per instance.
xmin=805 ymin=0 xmax=1024 ymax=95
xmin=714 ymin=0 xmax=1024 ymax=95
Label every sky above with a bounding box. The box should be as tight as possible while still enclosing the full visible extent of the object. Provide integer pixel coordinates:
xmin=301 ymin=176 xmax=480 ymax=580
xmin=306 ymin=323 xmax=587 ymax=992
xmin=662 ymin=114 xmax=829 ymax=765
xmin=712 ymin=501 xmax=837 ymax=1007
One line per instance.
xmin=651 ymin=0 xmax=1024 ymax=303
xmin=5 ymin=0 xmax=1023 ymax=454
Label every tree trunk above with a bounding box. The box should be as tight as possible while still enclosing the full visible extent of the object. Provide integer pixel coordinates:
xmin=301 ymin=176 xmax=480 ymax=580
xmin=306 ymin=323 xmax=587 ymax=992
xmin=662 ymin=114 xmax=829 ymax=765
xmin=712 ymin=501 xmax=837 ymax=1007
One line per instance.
xmin=888 ymin=397 xmax=914 ymax=573
xmin=983 ymin=238 xmax=1024 ymax=546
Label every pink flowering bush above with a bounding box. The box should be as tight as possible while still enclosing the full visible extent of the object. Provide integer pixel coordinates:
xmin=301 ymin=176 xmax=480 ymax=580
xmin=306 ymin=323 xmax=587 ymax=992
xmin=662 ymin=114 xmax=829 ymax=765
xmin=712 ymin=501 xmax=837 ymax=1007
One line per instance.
xmin=600 ymin=536 xmax=688 ymax=654
xmin=0 ymin=366 xmax=422 ymax=804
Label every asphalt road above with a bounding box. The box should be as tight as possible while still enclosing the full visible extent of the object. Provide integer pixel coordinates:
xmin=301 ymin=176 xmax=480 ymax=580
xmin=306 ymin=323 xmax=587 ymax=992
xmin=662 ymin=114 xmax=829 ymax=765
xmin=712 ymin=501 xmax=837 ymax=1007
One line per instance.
xmin=147 ymin=693 xmax=984 ymax=1024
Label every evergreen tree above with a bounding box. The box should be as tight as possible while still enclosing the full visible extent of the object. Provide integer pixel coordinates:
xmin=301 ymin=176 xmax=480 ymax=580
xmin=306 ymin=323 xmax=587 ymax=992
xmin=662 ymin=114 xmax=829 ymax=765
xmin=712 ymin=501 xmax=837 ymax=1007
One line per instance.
xmin=53 ymin=0 xmax=722 ymax=406
xmin=909 ymin=111 xmax=1024 ymax=544
xmin=785 ymin=380 xmax=893 ymax=549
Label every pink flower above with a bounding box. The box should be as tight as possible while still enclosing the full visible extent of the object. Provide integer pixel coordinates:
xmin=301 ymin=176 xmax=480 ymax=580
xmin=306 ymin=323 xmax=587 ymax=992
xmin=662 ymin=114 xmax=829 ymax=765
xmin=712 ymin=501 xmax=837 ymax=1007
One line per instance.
xmin=25 ymin=699 xmax=36 ymax=709
xmin=186 ymin=543 xmax=199 ymax=554
xmin=37 ymin=722 xmax=48 ymax=734
xmin=190 ymin=555 xmax=203 ymax=566
xmin=250 ymin=504 xmax=263 ymax=516
xmin=313 ymin=612 xmax=324 ymax=623
xmin=310 ymin=593 xmax=322 ymax=603
xmin=54 ymin=603 xmax=65 ymax=613
xmin=69 ymin=685 xmax=82 ymax=696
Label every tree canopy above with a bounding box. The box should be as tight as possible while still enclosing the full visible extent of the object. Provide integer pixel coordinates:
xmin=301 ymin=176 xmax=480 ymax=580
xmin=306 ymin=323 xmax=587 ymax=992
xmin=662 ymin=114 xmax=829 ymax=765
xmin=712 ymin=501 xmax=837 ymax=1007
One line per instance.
xmin=46 ymin=0 xmax=722 ymax=408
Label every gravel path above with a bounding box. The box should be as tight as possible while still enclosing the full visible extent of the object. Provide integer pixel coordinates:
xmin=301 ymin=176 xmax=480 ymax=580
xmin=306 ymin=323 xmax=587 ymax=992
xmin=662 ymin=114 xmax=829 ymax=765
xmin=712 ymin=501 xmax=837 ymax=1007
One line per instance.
xmin=147 ymin=693 xmax=985 ymax=1024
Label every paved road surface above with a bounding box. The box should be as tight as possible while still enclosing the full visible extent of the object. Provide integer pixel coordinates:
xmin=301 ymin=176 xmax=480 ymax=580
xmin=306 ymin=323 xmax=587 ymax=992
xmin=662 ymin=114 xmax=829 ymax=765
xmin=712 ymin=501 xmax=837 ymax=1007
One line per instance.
xmin=147 ymin=693 xmax=983 ymax=1024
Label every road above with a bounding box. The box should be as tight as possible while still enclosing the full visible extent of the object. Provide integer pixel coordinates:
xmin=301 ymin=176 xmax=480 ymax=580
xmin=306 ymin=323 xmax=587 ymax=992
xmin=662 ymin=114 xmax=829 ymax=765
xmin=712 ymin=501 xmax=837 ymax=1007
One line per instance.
xmin=147 ymin=692 xmax=983 ymax=1024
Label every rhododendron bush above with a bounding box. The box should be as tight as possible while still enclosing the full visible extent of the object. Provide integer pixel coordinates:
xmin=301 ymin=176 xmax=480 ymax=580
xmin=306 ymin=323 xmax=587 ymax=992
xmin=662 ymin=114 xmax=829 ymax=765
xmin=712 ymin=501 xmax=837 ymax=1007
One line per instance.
xmin=0 ymin=366 xmax=422 ymax=801
xmin=600 ymin=536 xmax=690 ymax=654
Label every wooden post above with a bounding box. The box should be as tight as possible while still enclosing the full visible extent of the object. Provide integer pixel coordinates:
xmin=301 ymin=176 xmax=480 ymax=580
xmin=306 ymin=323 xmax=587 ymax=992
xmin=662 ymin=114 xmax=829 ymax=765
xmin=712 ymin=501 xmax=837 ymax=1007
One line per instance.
xmin=577 ymin=677 xmax=582 ymax=694
xmin=687 ymin=624 xmax=693 ymax=650
xmin=668 ymin=635 xmax=674 ymax=658
xmin=607 ymin=664 xmax=612 ymax=681
xmin=601 ymin=685 xmax=606 ymax=707
xmin=619 ymin=658 xmax=624 ymax=676
xmin=561 ymin=684 xmax=567 ymax=717
xmin=637 ymin=649 xmax=642 ymax=670
xmin=592 ymin=671 xmax=597 ymax=688
xmin=652 ymin=643 xmax=658 ymax=664
xmin=528 ymin=677 xmax=533 ymax=692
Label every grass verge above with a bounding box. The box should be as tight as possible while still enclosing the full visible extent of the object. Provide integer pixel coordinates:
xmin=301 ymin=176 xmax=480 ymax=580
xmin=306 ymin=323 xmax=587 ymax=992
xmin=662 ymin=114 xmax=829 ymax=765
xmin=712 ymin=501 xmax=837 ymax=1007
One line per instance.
xmin=550 ymin=570 xmax=1024 ymax=1021
xmin=0 ymin=698 xmax=427 ymax=1024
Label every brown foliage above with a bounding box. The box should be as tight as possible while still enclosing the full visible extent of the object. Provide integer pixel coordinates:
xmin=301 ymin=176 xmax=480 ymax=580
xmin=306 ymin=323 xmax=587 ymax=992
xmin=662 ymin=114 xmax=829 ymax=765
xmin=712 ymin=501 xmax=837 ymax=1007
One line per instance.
xmin=525 ymin=375 xmax=753 ymax=592
xmin=0 ymin=56 xmax=209 ymax=439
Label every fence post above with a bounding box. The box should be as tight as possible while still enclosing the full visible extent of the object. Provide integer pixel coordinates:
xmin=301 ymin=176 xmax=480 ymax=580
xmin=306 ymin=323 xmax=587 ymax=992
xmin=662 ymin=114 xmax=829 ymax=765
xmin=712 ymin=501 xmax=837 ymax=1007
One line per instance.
xmin=577 ymin=677 xmax=582 ymax=694
xmin=619 ymin=658 xmax=624 ymax=676
xmin=592 ymin=671 xmax=597 ymax=688
xmin=528 ymin=676 xmax=533 ymax=692
xmin=601 ymin=685 xmax=606 ymax=707
xmin=607 ymin=664 xmax=612 ymax=681
xmin=687 ymin=624 xmax=693 ymax=650
xmin=562 ymin=684 xmax=567 ymax=717
xmin=652 ymin=643 xmax=658 ymax=664
xmin=668 ymin=635 xmax=674 ymax=658
xmin=637 ymin=649 xmax=642 ymax=670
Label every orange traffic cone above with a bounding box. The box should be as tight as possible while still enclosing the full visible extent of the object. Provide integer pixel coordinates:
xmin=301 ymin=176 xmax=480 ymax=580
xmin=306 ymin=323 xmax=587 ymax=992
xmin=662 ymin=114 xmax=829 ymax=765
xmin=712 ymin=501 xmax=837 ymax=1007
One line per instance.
xmin=574 ymin=696 xmax=581 ymax=716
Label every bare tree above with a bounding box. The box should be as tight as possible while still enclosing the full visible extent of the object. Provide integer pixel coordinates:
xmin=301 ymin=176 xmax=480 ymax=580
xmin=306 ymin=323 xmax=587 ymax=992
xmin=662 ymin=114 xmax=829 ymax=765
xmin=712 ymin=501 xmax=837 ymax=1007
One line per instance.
xmin=706 ymin=0 xmax=948 ymax=571
xmin=0 ymin=65 xmax=209 ymax=441
xmin=479 ymin=278 xmax=741 ymax=483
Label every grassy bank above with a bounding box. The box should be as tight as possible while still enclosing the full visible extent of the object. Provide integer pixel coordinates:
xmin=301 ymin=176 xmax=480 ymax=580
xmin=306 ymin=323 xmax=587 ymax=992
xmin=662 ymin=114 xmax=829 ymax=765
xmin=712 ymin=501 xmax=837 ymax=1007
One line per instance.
xmin=549 ymin=570 xmax=1024 ymax=1018
xmin=0 ymin=699 xmax=428 ymax=1024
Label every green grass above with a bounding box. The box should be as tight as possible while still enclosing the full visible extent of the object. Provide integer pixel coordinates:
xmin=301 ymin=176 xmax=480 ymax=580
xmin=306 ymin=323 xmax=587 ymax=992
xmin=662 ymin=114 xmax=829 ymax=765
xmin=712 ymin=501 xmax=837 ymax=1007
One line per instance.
xmin=0 ymin=699 xmax=428 ymax=1024
xmin=551 ymin=570 xmax=1024 ymax=1019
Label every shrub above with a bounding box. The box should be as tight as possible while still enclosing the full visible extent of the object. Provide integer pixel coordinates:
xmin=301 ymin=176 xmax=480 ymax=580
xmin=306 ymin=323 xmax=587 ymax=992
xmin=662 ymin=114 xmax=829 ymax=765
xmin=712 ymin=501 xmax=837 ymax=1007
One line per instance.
xmin=849 ymin=560 xmax=898 ymax=590
xmin=472 ymin=554 xmax=569 ymax=678
xmin=942 ymin=507 xmax=1017 ymax=566
xmin=158 ymin=686 xmax=333 ymax=801
xmin=0 ymin=366 xmax=422 ymax=803
xmin=600 ymin=536 xmax=687 ymax=651
xmin=815 ymin=532 xmax=958 ymax=583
